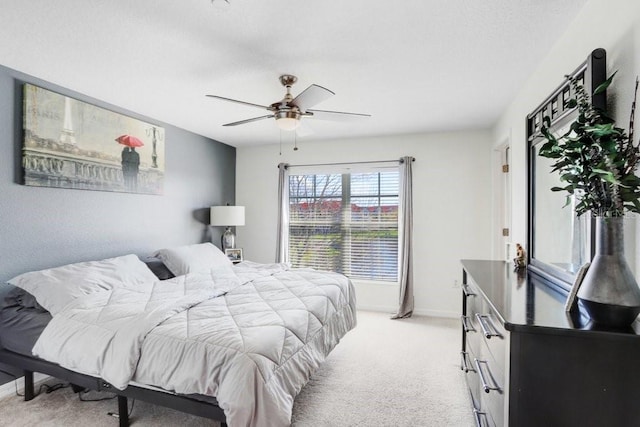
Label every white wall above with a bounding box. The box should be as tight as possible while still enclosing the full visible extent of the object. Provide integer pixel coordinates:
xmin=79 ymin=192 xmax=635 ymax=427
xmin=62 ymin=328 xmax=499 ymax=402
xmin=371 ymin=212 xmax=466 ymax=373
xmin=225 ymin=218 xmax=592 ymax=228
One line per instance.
xmin=492 ymin=0 xmax=640 ymax=270
xmin=236 ymin=0 xmax=640 ymax=317
xmin=236 ymin=131 xmax=493 ymax=317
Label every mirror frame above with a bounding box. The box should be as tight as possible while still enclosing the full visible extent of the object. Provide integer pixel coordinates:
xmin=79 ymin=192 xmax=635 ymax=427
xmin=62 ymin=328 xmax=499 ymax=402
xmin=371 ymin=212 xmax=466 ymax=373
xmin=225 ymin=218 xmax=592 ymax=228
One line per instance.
xmin=526 ymin=48 xmax=607 ymax=290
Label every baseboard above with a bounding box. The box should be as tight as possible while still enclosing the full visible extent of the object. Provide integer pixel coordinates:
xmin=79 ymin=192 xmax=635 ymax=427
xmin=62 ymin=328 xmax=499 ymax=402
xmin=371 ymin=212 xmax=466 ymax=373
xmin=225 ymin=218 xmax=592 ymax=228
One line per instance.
xmin=356 ymin=304 xmax=396 ymax=314
xmin=0 ymin=372 xmax=50 ymax=400
xmin=412 ymin=308 xmax=458 ymax=319
xmin=357 ymin=305 xmax=458 ymax=319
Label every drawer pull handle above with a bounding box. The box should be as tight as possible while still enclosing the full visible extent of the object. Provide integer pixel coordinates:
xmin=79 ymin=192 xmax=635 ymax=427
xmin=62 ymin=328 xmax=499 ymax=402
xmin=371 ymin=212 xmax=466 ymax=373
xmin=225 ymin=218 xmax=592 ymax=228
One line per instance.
xmin=462 ymin=284 xmax=476 ymax=297
xmin=460 ymin=351 xmax=476 ymax=373
xmin=474 ymin=358 xmax=501 ymax=394
xmin=475 ymin=314 xmax=503 ymax=339
xmin=461 ymin=316 xmax=476 ymax=333
xmin=473 ymin=408 xmax=489 ymax=427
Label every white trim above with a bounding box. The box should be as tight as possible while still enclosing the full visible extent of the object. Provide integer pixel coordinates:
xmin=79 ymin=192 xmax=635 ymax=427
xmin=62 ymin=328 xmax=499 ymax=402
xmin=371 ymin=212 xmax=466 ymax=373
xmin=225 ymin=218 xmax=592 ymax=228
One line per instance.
xmin=351 ymin=279 xmax=399 ymax=287
xmin=357 ymin=303 xmax=397 ymax=314
xmin=412 ymin=308 xmax=458 ymax=319
xmin=356 ymin=305 xmax=458 ymax=319
xmin=0 ymin=373 xmax=50 ymax=400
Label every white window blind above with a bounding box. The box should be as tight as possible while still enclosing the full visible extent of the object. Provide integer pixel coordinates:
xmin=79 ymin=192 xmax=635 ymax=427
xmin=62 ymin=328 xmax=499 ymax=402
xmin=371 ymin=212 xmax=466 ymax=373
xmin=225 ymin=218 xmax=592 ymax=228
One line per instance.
xmin=288 ymin=169 xmax=399 ymax=281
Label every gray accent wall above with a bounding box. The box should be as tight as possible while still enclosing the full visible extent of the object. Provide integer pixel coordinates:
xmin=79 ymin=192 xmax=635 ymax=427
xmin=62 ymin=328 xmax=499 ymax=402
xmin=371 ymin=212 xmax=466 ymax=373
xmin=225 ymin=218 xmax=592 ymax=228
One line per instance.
xmin=0 ymin=65 xmax=236 ymax=385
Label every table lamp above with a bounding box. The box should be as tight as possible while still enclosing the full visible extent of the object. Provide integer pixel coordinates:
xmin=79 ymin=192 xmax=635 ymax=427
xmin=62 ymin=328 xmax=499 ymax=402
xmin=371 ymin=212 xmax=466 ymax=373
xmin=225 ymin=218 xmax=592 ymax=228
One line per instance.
xmin=210 ymin=205 xmax=245 ymax=250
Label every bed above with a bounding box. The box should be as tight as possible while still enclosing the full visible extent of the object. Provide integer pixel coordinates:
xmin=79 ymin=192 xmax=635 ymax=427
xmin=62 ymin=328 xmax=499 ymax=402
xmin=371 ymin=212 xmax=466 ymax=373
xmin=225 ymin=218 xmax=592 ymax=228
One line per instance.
xmin=0 ymin=243 xmax=357 ymax=427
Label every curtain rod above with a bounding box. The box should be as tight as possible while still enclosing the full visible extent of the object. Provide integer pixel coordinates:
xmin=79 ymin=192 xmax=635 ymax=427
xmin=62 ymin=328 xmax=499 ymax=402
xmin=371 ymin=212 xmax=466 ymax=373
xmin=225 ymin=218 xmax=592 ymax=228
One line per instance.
xmin=280 ymin=157 xmax=415 ymax=169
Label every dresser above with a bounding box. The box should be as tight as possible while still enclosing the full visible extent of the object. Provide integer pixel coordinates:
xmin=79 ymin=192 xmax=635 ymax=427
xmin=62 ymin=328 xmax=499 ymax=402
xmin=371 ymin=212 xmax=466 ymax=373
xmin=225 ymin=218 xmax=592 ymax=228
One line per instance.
xmin=461 ymin=259 xmax=640 ymax=427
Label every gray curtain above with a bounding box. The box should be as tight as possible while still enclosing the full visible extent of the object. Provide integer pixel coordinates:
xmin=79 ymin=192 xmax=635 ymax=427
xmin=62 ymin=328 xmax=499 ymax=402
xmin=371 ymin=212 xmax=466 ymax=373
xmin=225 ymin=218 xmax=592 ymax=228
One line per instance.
xmin=276 ymin=163 xmax=290 ymax=263
xmin=392 ymin=156 xmax=414 ymax=319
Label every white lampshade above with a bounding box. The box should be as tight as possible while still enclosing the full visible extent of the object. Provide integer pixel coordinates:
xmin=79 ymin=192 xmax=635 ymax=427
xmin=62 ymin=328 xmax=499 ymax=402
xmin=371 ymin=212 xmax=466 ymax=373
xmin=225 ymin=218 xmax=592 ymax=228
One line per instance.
xmin=210 ymin=206 xmax=245 ymax=226
xmin=276 ymin=116 xmax=300 ymax=131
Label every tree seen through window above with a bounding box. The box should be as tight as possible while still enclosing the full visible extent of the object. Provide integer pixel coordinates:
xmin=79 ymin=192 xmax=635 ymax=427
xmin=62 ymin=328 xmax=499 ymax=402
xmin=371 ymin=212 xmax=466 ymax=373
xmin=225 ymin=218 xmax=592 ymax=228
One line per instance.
xmin=288 ymin=171 xmax=399 ymax=281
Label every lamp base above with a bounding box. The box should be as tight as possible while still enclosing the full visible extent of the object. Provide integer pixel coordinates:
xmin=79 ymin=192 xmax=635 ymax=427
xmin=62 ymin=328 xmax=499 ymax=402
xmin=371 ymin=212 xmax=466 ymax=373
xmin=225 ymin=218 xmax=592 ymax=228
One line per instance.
xmin=221 ymin=227 xmax=236 ymax=251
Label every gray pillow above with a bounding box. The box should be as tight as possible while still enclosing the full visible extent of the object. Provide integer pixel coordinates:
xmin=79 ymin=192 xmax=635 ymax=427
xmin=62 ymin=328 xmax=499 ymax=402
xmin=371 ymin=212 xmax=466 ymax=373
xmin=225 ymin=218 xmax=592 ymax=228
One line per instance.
xmin=141 ymin=256 xmax=175 ymax=280
xmin=2 ymin=285 xmax=46 ymax=312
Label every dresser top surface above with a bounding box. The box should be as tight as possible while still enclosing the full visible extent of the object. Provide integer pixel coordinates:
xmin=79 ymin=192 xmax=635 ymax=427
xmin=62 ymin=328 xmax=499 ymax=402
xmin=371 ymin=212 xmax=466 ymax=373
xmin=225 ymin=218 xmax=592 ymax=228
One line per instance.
xmin=461 ymin=259 xmax=640 ymax=336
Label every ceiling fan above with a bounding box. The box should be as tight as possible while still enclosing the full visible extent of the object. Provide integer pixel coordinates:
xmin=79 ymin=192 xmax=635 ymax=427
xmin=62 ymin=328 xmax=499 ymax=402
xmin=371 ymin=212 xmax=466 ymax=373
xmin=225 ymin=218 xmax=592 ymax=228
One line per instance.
xmin=206 ymin=75 xmax=370 ymax=132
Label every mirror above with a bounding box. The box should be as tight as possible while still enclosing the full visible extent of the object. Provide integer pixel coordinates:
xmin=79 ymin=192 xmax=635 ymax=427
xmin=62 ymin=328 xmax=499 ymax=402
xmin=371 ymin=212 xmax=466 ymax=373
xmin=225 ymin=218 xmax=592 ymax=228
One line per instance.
xmin=531 ymin=123 xmax=590 ymax=275
xmin=527 ymin=49 xmax=606 ymax=287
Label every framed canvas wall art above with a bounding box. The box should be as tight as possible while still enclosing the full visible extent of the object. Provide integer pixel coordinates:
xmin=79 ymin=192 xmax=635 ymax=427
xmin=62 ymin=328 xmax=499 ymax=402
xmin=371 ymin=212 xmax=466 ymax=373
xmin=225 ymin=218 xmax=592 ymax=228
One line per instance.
xmin=22 ymin=83 xmax=165 ymax=195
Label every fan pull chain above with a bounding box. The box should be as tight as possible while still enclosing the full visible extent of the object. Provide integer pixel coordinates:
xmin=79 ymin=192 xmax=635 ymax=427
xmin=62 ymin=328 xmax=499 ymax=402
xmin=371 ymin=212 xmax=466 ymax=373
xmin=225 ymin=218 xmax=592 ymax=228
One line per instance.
xmin=293 ymin=132 xmax=298 ymax=151
xmin=279 ymin=129 xmax=283 ymax=155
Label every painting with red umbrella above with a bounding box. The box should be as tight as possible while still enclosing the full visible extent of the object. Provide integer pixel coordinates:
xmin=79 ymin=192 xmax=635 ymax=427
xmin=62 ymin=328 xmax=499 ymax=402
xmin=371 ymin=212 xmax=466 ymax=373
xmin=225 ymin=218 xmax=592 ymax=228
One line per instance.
xmin=22 ymin=83 xmax=165 ymax=195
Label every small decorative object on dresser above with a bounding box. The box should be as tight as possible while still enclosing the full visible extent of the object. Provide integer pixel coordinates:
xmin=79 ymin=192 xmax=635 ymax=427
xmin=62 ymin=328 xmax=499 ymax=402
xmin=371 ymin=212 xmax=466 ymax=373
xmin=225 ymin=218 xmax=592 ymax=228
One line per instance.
xmin=564 ymin=262 xmax=590 ymax=313
xmin=225 ymin=248 xmax=243 ymax=263
xmin=513 ymin=243 xmax=526 ymax=269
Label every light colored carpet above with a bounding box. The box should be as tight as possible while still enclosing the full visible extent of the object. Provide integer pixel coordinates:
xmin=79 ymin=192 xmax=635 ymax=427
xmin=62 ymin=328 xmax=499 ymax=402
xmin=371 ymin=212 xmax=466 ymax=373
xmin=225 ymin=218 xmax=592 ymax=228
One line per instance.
xmin=0 ymin=311 xmax=473 ymax=426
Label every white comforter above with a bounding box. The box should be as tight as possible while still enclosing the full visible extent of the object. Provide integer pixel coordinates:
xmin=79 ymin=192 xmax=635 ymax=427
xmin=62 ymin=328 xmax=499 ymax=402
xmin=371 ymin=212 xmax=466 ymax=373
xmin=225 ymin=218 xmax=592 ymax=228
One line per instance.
xmin=32 ymin=262 xmax=356 ymax=427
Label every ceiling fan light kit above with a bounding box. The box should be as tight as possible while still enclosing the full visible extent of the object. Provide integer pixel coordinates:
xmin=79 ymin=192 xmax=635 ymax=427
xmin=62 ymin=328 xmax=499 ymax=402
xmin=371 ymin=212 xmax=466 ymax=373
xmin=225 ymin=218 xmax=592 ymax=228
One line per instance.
xmin=206 ymin=74 xmax=370 ymax=132
xmin=276 ymin=113 xmax=301 ymax=131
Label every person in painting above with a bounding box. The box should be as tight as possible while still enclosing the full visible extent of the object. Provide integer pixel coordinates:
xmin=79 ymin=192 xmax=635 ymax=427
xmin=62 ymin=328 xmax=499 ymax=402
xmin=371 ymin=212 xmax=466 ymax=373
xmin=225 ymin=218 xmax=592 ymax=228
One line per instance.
xmin=121 ymin=147 xmax=140 ymax=191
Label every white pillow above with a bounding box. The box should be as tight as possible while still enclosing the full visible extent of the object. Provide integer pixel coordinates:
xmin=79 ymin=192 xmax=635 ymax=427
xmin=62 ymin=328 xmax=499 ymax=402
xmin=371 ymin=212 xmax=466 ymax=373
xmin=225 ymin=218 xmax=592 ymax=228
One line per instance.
xmin=152 ymin=243 xmax=232 ymax=276
xmin=8 ymin=254 xmax=158 ymax=316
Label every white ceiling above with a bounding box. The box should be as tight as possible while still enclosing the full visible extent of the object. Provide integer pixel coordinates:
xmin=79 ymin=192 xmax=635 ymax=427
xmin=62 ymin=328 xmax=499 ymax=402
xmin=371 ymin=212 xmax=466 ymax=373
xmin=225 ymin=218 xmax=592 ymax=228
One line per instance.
xmin=0 ymin=0 xmax=588 ymax=147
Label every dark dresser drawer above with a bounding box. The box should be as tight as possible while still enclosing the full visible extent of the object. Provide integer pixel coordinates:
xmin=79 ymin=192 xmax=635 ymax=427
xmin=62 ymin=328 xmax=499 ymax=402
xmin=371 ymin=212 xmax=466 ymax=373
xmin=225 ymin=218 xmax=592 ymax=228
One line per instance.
xmin=461 ymin=262 xmax=509 ymax=427
xmin=462 ymin=346 xmax=481 ymax=412
xmin=462 ymin=316 xmax=482 ymax=360
xmin=481 ymin=363 xmax=504 ymax=427
xmin=462 ymin=282 xmax=483 ymax=357
xmin=463 ymin=275 xmax=508 ymax=426
xmin=476 ymin=310 xmax=507 ymax=378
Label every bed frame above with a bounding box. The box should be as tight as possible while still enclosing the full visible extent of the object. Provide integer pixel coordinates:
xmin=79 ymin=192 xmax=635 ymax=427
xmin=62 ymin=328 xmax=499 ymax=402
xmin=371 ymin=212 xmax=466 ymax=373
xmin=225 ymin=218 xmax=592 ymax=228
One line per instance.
xmin=0 ymin=347 xmax=227 ymax=427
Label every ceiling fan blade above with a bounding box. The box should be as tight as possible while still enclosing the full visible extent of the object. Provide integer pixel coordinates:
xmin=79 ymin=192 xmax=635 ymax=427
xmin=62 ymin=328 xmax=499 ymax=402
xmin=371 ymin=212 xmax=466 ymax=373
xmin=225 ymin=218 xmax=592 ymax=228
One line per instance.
xmin=206 ymin=94 xmax=269 ymax=110
xmin=307 ymin=109 xmax=371 ymax=122
xmin=296 ymin=120 xmax=314 ymax=137
xmin=223 ymin=115 xmax=274 ymax=127
xmin=292 ymin=84 xmax=335 ymax=111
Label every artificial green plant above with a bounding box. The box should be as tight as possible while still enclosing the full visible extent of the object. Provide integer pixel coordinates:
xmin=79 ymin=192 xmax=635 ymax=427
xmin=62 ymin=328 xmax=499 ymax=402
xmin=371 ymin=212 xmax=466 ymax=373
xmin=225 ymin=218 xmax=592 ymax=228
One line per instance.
xmin=539 ymin=73 xmax=640 ymax=217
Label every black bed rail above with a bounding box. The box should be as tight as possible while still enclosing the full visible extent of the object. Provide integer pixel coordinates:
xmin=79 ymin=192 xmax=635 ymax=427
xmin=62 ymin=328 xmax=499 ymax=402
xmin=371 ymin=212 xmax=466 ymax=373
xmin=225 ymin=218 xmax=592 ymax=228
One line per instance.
xmin=0 ymin=348 xmax=227 ymax=427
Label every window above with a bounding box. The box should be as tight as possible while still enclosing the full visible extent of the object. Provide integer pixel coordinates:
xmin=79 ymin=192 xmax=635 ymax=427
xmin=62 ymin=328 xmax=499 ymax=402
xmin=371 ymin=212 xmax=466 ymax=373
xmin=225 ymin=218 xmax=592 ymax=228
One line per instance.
xmin=288 ymin=169 xmax=399 ymax=281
